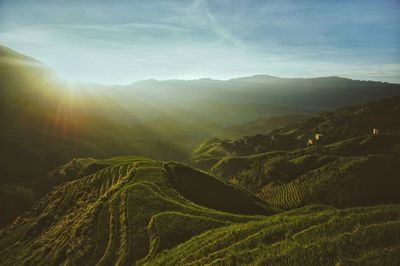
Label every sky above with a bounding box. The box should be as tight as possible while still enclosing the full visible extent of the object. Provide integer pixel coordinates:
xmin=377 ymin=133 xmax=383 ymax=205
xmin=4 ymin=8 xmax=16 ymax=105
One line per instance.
xmin=0 ymin=0 xmax=399 ymax=84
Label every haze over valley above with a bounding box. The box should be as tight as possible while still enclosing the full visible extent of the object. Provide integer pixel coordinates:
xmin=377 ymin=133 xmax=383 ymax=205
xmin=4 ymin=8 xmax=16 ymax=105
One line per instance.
xmin=1 ymin=1 xmax=400 ymax=265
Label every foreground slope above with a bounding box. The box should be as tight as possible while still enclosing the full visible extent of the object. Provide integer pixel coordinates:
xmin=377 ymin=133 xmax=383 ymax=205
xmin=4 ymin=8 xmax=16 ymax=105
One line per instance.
xmin=148 ymin=204 xmax=400 ymax=266
xmin=1 ymin=157 xmax=399 ymax=266
xmin=0 ymin=157 xmax=277 ymax=265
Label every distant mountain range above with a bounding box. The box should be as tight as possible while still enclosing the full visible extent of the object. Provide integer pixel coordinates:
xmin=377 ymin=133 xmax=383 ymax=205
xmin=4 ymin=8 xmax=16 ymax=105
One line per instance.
xmin=124 ymin=74 xmax=400 ymax=112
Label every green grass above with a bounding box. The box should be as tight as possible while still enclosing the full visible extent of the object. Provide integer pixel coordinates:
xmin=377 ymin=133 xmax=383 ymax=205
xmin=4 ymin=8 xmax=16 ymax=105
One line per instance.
xmin=165 ymin=162 xmax=278 ymax=215
xmin=1 ymin=157 xmax=399 ymax=265
xmin=0 ymin=157 xmax=278 ymax=265
xmin=251 ymin=154 xmax=400 ymax=209
xmin=145 ymin=211 xmax=228 ymax=259
xmin=208 ymin=133 xmax=400 ymax=210
xmin=146 ymin=204 xmax=400 ymax=266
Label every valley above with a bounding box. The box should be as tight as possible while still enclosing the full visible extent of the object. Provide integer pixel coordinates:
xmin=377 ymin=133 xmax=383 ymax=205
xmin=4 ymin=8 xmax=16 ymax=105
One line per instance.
xmin=0 ymin=45 xmax=400 ymax=265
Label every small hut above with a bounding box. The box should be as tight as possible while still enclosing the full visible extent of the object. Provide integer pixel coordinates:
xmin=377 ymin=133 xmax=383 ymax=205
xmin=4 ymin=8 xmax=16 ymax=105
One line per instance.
xmin=307 ymin=138 xmax=314 ymax=146
xmin=230 ymin=176 xmax=239 ymax=185
xmin=315 ymin=133 xmax=323 ymax=141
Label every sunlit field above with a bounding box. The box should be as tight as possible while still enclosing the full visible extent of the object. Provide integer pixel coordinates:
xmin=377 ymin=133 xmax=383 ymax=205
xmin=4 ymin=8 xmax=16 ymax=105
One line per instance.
xmin=1 ymin=1 xmax=400 ymax=265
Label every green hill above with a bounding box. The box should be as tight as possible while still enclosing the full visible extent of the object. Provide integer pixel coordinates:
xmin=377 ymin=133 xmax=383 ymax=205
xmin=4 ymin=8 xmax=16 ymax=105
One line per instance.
xmin=1 ymin=157 xmax=399 ymax=265
xmin=195 ymin=97 xmax=400 ymax=209
xmin=193 ymin=96 xmax=400 ymax=159
xmin=0 ymin=157 xmax=278 ymax=265
xmin=210 ymin=147 xmax=400 ymax=209
xmin=228 ymin=114 xmax=308 ymax=137
xmin=147 ymin=204 xmax=400 ymax=265
xmin=257 ymin=154 xmax=400 ymax=209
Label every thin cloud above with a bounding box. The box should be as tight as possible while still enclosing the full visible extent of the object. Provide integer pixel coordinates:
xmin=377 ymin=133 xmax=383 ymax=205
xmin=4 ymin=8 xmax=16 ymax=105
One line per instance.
xmin=0 ymin=0 xmax=399 ymax=84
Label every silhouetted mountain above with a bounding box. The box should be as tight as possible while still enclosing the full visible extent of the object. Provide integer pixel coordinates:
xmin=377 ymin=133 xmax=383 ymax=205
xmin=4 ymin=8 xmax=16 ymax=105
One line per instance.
xmin=125 ymin=75 xmax=400 ymax=112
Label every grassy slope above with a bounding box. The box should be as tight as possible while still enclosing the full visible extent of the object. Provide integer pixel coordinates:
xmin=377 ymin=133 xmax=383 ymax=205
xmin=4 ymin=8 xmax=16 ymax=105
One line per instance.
xmin=257 ymin=154 xmax=400 ymax=209
xmin=147 ymin=204 xmax=400 ymax=266
xmin=194 ymin=97 xmax=400 ymax=209
xmin=0 ymin=157 xmax=278 ymax=265
xmin=192 ymin=96 xmax=400 ymax=160
xmin=1 ymin=157 xmax=399 ymax=266
xmin=228 ymin=114 xmax=308 ymax=137
xmin=209 ymin=135 xmax=400 ymax=209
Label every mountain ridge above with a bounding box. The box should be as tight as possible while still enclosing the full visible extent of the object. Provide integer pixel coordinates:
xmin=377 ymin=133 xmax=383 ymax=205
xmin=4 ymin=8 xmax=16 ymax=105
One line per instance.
xmin=192 ymin=96 xmax=400 ymax=210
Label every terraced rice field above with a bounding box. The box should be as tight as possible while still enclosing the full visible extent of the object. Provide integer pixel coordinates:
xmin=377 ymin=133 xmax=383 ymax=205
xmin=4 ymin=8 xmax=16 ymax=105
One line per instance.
xmin=0 ymin=157 xmax=273 ymax=265
xmin=147 ymin=204 xmax=400 ymax=265
xmin=1 ymin=157 xmax=399 ymax=265
xmin=257 ymin=181 xmax=309 ymax=209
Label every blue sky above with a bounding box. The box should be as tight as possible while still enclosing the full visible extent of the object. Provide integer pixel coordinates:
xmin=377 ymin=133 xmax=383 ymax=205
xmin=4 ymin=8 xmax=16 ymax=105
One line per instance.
xmin=0 ymin=0 xmax=399 ymax=84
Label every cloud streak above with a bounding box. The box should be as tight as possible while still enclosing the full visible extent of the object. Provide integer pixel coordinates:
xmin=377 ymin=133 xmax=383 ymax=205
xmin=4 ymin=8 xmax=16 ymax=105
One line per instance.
xmin=0 ymin=0 xmax=399 ymax=84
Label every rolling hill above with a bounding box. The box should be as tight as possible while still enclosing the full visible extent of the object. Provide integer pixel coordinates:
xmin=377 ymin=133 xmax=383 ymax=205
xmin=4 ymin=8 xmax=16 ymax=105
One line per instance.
xmin=228 ymin=114 xmax=309 ymax=137
xmin=193 ymin=96 xmax=400 ymax=159
xmin=193 ymin=97 xmax=400 ymax=209
xmin=0 ymin=157 xmax=398 ymax=265
xmin=147 ymin=204 xmax=400 ymax=265
xmin=0 ymin=157 xmax=278 ymax=265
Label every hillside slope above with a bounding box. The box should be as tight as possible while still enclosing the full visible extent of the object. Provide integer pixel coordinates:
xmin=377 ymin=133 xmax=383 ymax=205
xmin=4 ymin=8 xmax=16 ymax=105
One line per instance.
xmin=147 ymin=204 xmax=400 ymax=266
xmin=0 ymin=44 xmax=191 ymax=181
xmin=195 ymin=97 xmax=400 ymax=209
xmin=193 ymin=96 xmax=400 ymax=159
xmin=1 ymin=157 xmax=399 ymax=266
xmin=0 ymin=157 xmax=278 ymax=265
xmin=228 ymin=114 xmax=308 ymax=137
